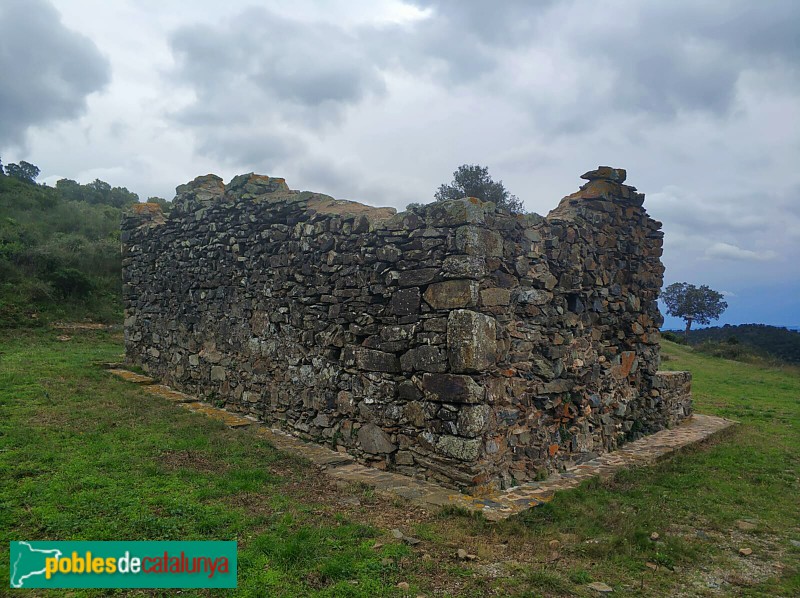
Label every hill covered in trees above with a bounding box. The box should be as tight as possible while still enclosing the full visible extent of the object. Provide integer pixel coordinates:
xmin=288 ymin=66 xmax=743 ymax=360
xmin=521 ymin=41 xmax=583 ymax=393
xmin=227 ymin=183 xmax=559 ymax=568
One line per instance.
xmin=0 ymin=162 xmax=166 ymax=327
xmin=664 ymin=324 xmax=800 ymax=365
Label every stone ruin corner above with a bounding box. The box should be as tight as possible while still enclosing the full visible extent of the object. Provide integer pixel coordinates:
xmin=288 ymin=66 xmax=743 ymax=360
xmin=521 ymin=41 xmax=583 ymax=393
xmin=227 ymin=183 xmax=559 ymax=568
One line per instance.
xmin=121 ymin=166 xmax=693 ymax=493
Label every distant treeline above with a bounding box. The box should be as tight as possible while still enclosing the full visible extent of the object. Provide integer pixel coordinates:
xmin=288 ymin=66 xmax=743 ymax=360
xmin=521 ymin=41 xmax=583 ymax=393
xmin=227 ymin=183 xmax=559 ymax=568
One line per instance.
xmin=664 ymin=324 xmax=800 ymax=365
xmin=0 ymin=160 xmax=168 ymax=327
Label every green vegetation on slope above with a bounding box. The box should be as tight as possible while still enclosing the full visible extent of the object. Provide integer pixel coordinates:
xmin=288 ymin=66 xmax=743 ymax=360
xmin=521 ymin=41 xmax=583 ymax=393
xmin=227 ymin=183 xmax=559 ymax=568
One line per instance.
xmin=666 ymin=323 xmax=800 ymax=365
xmin=1 ymin=331 xmax=798 ymax=596
xmin=0 ymin=172 xmax=149 ymax=328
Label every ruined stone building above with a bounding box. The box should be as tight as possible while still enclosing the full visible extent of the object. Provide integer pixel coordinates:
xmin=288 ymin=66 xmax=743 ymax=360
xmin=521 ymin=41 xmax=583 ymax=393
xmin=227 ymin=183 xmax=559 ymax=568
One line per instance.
xmin=122 ymin=166 xmax=692 ymax=493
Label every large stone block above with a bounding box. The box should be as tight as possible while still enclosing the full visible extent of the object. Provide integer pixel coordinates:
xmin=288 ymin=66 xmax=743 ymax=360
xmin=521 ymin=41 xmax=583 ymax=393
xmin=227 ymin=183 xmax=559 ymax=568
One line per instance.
xmin=580 ymin=166 xmax=627 ymax=183
xmin=389 ymin=287 xmax=421 ymax=315
xmin=358 ymin=423 xmax=397 ymax=454
xmin=398 ymin=268 xmax=439 ymax=287
xmin=400 ymin=345 xmax=447 ymax=373
xmin=435 ymin=435 xmax=481 ymax=461
xmin=480 ymin=287 xmax=511 ymax=307
xmin=342 ymin=347 xmax=400 ymax=373
xmin=423 ymin=280 xmax=478 ymax=310
xmin=426 ymin=198 xmax=489 ymax=227
xmin=457 ymin=405 xmax=490 ymax=437
xmin=447 ymin=310 xmax=497 ymax=373
xmin=513 ymin=288 xmax=553 ymax=305
xmin=442 ymin=255 xmax=487 ymax=279
xmin=454 ymin=226 xmax=503 ymax=257
xmin=422 ymin=373 xmax=485 ymax=404
xmin=403 ymin=401 xmax=427 ymax=427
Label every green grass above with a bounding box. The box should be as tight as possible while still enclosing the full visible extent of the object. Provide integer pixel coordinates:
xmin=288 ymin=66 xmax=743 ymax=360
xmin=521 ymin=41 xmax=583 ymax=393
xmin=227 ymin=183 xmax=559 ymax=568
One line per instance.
xmin=1 ymin=332 xmax=798 ymax=596
xmin=0 ymin=330 xmax=405 ymax=596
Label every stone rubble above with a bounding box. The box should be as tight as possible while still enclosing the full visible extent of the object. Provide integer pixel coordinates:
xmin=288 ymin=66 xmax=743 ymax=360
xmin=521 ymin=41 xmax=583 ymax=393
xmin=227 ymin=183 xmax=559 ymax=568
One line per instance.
xmin=122 ymin=166 xmax=693 ymax=492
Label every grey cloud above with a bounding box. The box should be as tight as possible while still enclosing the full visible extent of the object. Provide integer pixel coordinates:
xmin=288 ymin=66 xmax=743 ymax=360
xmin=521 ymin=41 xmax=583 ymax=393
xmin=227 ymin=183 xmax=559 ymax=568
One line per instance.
xmin=289 ymin=154 xmax=402 ymax=209
xmin=704 ymin=242 xmax=777 ymax=262
xmin=170 ymin=7 xmax=385 ymax=125
xmin=169 ymin=6 xmax=387 ymax=167
xmin=648 ymin=188 xmax=773 ymax=235
xmin=292 ymin=157 xmax=354 ymax=196
xmin=168 ymin=0 xmax=800 ymax=167
xmin=645 ymin=182 xmax=798 ymax=292
xmin=672 ymin=2 xmax=800 ymax=64
xmin=0 ymin=0 xmax=110 ymax=147
xmin=410 ymin=0 xmax=548 ymax=45
xmin=611 ymin=42 xmax=738 ymax=116
xmin=399 ymin=1 xmax=800 ymax=124
xmin=777 ymin=184 xmax=800 ymax=218
xmin=550 ymin=1 xmax=799 ymax=121
xmin=193 ymin=127 xmax=304 ymax=170
xmin=372 ymin=0 xmax=555 ymax=84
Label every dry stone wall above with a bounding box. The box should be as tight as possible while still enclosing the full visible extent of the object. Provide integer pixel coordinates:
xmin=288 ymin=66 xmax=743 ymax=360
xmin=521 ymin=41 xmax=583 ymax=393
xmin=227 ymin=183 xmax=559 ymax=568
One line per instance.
xmin=122 ymin=167 xmax=692 ymax=492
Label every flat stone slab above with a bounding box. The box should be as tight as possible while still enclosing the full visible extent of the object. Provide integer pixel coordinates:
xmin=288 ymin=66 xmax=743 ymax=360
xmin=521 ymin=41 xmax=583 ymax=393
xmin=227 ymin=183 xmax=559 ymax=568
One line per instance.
xmin=177 ymin=402 xmax=252 ymax=428
xmin=108 ymin=368 xmax=736 ymax=520
xmin=144 ymin=384 xmax=195 ymax=403
xmin=107 ymin=369 xmax=155 ymax=384
xmin=53 ymin=322 xmax=113 ymax=330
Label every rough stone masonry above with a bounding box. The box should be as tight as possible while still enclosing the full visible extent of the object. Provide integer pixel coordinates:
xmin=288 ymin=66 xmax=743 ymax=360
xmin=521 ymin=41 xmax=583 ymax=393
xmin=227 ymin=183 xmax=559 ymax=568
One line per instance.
xmin=122 ymin=166 xmax=692 ymax=493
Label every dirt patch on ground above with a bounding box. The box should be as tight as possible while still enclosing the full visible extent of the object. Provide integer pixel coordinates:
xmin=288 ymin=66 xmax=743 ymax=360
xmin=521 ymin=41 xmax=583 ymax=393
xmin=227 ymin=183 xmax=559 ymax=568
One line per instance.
xmin=671 ymin=524 xmax=791 ymax=595
xmin=159 ymin=449 xmax=231 ymax=474
xmin=222 ymin=455 xmax=560 ymax=596
xmin=51 ymin=322 xmax=116 ymax=330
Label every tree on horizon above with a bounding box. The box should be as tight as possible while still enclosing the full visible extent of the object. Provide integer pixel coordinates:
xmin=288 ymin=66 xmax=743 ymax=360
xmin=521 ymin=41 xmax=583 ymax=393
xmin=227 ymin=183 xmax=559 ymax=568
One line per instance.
xmin=4 ymin=161 xmax=40 ymax=184
xmin=662 ymin=282 xmax=728 ymax=337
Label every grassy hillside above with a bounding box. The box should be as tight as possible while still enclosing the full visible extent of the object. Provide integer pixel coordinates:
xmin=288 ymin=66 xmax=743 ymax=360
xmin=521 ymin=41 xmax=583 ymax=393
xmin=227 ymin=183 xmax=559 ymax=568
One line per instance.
xmin=0 ymin=174 xmax=137 ymax=327
xmin=665 ymin=324 xmax=800 ymax=365
xmin=1 ymin=331 xmax=797 ymax=596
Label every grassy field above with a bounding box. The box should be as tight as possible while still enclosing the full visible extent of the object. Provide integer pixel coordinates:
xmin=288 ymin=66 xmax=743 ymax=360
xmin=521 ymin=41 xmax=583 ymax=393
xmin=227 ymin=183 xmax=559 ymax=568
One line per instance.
xmin=1 ymin=330 xmax=798 ymax=596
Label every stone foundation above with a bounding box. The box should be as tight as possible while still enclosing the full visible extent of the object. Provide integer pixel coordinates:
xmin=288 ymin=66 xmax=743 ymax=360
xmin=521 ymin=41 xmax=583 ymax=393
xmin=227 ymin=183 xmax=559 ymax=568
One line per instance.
xmin=122 ymin=166 xmax=692 ymax=492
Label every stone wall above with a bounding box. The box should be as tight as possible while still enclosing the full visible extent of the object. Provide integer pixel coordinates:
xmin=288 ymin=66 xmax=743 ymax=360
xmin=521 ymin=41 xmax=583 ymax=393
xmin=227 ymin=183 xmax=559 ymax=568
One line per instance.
xmin=122 ymin=166 xmax=692 ymax=492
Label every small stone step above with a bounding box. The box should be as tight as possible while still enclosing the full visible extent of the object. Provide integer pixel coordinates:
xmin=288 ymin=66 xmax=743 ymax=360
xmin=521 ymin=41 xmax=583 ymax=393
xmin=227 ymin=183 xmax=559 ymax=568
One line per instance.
xmin=178 ymin=402 xmax=252 ymax=428
xmin=143 ymin=384 xmax=194 ymax=403
xmin=107 ymin=369 xmax=155 ymax=384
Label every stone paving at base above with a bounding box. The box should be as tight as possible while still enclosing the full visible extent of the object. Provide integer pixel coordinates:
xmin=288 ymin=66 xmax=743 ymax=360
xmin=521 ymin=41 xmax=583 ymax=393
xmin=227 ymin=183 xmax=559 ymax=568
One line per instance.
xmin=107 ymin=367 xmax=737 ymax=521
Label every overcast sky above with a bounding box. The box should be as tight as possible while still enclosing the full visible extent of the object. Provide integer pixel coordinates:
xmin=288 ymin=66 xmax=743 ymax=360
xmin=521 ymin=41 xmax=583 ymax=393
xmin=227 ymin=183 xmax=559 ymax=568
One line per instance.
xmin=1 ymin=0 xmax=798 ymax=327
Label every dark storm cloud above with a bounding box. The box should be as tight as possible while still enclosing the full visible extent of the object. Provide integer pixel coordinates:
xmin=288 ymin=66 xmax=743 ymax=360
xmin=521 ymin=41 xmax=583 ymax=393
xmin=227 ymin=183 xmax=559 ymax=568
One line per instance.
xmin=193 ymin=127 xmax=304 ymax=169
xmin=170 ymin=0 xmax=552 ymax=137
xmin=169 ymin=6 xmax=387 ymax=169
xmin=167 ymin=0 xmax=800 ymax=191
xmin=167 ymin=1 xmax=559 ymax=166
xmin=0 ymin=0 xmax=110 ymax=147
xmin=411 ymin=0 xmax=551 ymax=44
xmin=648 ymin=184 xmax=796 ymax=281
xmin=369 ymin=0 xmax=556 ymax=83
xmin=649 ymin=188 xmax=773 ymax=235
xmin=170 ymin=7 xmax=385 ymax=124
xmin=666 ymin=1 xmax=800 ymax=62
xmin=569 ymin=1 xmax=800 ymax=119
xmin=401 ymin=0 xmax=800 ymax=121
